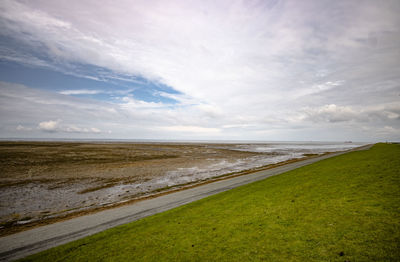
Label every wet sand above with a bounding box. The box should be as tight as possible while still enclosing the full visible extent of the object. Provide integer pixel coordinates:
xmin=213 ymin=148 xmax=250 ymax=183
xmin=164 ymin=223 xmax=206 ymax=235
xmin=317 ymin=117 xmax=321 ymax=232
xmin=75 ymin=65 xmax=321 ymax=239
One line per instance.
xmin=0 ymin=142 xmax=277 ymax=228
xmin=0 ymin=141 xmax=361 ymax=234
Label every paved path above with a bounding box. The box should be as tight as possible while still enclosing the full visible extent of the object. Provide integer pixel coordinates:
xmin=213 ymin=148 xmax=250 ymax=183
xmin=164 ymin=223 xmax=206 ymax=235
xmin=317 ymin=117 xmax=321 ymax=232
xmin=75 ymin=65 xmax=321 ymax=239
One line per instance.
xmin=0 ymin=145 xmax=372 ymax=261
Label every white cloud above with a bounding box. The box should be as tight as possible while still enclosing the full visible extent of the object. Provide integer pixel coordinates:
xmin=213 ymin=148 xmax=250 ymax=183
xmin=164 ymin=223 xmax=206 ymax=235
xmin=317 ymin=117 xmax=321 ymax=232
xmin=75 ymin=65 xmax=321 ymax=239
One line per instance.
xmin=37 ymin=120 xmax=101 ymax=133
xmin=38 ymin=120 xmax=60 ymax=132
xmin=1 ymin=81 xmax=399 ymax=141
xmin=16 ymin=125 xmax=32 ymax=131
xmin=0 ymin=1 xmax=399 ymax=141
xmin=2 ymin=0 xmax=398 ymax=106
xmin=63 ymin=125 xmax=101 ymax=134
xmin=120 ymin=96 xmax=166 ymax=109
xmin=0 ymin=46 xmax=52 ymax=69
xmin=59 ymin=89 xmax=102 ymax=95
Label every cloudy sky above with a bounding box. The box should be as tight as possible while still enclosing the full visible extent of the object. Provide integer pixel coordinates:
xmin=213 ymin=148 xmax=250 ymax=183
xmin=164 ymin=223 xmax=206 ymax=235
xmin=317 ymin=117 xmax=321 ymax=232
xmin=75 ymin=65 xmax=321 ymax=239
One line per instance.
xmin=0 ymin=0 xmax=399 ymax=141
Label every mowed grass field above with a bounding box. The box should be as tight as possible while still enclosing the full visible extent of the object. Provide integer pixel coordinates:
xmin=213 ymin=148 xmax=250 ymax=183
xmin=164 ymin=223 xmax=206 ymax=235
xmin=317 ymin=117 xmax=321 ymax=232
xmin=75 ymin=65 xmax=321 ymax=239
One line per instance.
xmin=22 ymin=143 xmax=400 ymax=261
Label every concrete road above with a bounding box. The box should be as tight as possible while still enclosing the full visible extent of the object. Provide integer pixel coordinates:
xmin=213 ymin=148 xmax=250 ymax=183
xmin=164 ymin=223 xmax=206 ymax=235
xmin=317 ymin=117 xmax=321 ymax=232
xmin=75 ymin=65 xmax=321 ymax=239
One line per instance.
xmin=0 ymin=145 xmax=372 ymax=261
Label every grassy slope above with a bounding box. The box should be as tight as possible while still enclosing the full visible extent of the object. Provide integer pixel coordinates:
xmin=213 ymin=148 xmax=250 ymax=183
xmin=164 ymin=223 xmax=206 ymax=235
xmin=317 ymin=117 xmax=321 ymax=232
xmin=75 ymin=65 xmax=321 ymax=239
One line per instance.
xmin=22 ymin=144 xmax=400 ymax=261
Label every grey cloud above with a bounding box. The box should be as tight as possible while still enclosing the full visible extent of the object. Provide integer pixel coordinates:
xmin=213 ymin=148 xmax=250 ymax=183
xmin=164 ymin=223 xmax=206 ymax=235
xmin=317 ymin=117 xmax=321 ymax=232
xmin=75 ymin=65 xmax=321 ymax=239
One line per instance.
xmin=302 ymin=105 xmax=365 ymax=123
xmin=300 ymin=104 xmax=400 ymax=126
xmin=0 ymin=1 xmax=400 ymax=141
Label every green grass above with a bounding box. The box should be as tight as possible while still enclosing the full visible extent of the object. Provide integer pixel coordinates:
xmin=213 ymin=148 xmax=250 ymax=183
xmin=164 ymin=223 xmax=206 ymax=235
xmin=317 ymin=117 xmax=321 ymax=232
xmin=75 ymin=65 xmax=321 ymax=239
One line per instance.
xmin=21 ymin=143 xmax=400 ymax=261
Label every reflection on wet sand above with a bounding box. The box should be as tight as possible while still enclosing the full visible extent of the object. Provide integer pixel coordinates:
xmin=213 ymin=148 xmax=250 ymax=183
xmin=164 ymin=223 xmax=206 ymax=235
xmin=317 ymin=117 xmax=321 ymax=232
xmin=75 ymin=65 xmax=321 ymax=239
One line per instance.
xmin=0 ymin=141 xmax=364 ymax=229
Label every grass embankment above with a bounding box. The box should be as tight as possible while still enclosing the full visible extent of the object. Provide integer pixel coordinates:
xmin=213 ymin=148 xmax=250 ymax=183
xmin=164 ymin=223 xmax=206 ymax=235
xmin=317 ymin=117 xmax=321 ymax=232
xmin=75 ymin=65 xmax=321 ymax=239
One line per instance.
xmin=22 ymin=143 xmax=400 ymax=261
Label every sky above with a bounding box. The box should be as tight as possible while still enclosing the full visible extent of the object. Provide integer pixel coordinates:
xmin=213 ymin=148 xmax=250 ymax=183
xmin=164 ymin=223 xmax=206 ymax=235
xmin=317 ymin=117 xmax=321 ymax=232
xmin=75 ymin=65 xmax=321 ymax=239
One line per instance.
xmin=0 ymin=0 xmax=399 ymax=142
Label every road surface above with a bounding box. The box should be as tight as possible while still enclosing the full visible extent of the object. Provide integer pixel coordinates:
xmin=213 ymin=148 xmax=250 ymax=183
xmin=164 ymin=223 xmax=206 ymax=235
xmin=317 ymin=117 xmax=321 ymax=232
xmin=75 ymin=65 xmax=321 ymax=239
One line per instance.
xmin=0 ymin=145 xmax=372 ymax=261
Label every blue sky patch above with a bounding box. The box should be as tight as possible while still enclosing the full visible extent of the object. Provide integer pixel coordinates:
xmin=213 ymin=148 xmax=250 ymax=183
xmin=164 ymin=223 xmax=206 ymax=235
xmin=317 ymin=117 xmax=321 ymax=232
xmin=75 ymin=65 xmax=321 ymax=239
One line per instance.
xmin=0 ymin=60 xmax=180 ymax=104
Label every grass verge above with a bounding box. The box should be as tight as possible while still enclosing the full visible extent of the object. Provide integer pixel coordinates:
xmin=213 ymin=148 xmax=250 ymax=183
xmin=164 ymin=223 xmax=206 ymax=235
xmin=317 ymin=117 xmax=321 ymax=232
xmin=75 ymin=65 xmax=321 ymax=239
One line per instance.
xmin=21 ymin=143 xmax=400 ymax=261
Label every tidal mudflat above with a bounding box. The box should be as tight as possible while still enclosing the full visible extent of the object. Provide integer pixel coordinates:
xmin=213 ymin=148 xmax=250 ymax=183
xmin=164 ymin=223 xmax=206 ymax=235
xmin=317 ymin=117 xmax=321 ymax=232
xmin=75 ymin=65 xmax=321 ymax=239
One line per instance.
xmin=0 ymin=141 xmax=362 ymax=232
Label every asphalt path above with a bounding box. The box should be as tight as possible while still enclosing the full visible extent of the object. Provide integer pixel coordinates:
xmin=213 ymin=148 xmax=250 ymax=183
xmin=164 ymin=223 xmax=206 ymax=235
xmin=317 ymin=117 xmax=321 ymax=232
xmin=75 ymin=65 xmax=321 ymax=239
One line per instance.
xmin=0 ymin=144 xmax=372 ymax=261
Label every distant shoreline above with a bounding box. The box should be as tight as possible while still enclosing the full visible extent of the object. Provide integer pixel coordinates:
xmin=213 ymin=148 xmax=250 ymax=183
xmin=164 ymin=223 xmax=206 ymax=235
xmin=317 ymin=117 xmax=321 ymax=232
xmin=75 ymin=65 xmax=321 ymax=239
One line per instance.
xmin=0 ymin=138 xmax=371 ymax=144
